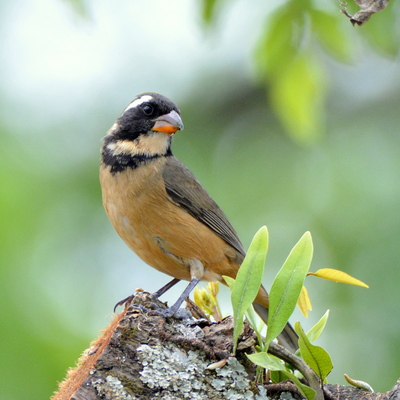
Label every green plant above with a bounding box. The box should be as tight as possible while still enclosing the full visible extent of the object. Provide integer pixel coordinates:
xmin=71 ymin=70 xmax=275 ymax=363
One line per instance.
xmin=224 ymin=227 xmax=368 ymax=399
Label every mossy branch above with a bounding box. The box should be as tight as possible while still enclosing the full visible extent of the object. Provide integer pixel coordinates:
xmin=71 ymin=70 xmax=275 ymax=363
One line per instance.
xmin=52 ymin=292 xmax=400 ymax=400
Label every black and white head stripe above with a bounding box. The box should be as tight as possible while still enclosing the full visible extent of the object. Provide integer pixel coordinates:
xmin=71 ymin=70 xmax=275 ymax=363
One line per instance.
xmin=103 ymin=93 xmax=180 ymax=142
xmin=123 ymin=94 xmax=154 ymax=114
xmin=101 ymin=92 xmax=181 ymax=173
xmin=121 ymin=92 xmax=181 ymax=118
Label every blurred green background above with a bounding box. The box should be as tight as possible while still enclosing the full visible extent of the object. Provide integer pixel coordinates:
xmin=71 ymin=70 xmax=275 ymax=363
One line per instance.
xmin=1 ymin=0 xmax=400 ymax=398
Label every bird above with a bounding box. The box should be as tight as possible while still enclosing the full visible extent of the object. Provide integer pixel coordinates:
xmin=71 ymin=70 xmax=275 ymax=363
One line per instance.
xmin=99 ymin=92 xmax=298 ymax=352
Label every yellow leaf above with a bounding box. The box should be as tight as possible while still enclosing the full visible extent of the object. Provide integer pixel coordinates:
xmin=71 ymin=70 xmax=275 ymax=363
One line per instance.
xmin=308 ymin=268 xmax=369 ymax=288
xmin=193 ymin=286 xmax=205 ymax=309
xmin=194 ymin=283 xmax=223 ymax=321
xmin=344 ymin=374 xmax=374 ymax=392
xmin=194 ymin=286 xmax=215 ymax=316
xmin=297 ymin=285 xmax=312 ymax=317
xmin=207 ymin=282 xmax=219 ymax=297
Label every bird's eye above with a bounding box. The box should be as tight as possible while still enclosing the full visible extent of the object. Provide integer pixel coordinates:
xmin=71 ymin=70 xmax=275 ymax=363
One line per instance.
xmin=142 ymin=104 xmax=154 ymax=116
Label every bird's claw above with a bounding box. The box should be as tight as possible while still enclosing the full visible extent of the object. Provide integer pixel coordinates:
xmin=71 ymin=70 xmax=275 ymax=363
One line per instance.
xmin=146 ymin=307 xmax=192 ymax=319
xmin=113 ymin=294 xmax=136 ymax=313
xmin=118 ymin=295 xmax=192 ymax=320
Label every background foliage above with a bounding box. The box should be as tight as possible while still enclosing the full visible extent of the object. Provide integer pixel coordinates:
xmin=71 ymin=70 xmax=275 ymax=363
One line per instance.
xmin=1 ymin=0 xmax=400 ymax=398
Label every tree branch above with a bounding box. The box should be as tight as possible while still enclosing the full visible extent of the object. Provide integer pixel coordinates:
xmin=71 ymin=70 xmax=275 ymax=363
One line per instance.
xmin=52 ymin=292 xmax=400 ymax=400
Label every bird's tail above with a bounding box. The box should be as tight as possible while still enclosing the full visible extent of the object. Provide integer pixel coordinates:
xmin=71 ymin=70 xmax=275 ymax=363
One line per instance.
xmin=252 ymin=302 xmax=299 ymax=353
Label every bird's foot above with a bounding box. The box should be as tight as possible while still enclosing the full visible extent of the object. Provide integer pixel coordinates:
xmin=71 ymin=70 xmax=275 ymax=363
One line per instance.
xmin=127 ymin=301 xmax=192 ymax=320
xmin=113 ymin=294 xmax=137 ymax=312
xmin=114 ymin=278 xmax=181 ymax=312
xmin=114 ymin=288 xmax=155 ymax=312
xmin=151 ymin=278 xmax=180 ymax=299
xmin=146 ymin=306 xmax=192 ymax=320
xmin=115 ymin=291 xmax=192 ymax=319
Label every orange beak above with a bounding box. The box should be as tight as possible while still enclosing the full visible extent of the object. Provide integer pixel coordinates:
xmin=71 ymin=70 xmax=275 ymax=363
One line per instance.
xmin=152 ymin=110 xmax=184 ymax=135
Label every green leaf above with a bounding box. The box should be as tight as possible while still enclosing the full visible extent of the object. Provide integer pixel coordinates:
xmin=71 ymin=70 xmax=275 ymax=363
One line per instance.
xmin=247 ymin=352 xmax=285 ymax=371
xmin=244 ymin=305 xmax=265 ymax=348
xmin=254 ymin=6 xmax=298 ymax=79
xmin=281 ymin=370 xmax=316 ymax=400
xmin=266 ymin=232 xmax=313 ymax=346
xmin=64 ymin=0 xmax=88 ymax=17
xmin=254 ymin=2 xmax=329 ymax=143
xmin=201 ymin=0 xmax=219 ymax=26
xmin=310 ymin=10 xmax=352 ymax=62
xmin=270 ymin=370 xmax=286 ymax=383
xmin=295 ymin=322 xmax=333 ymax=381
xmin=223 ymin=275 xmax=235 ymax=289
xmin=307 ymin=310 xmax=330 ymax=342
xmin=270 ymin=54 xmax=326 ymax=143
xmin=244 ymin=304 xmax=260 ymax=331
xmin=229 ymin=226 xmax=269 ymax=354
xmin=361 ymin=1 xmax=400 ymax=55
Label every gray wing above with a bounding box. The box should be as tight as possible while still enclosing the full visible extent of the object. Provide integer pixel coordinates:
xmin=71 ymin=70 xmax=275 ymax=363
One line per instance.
xmin=163 ymin=156 xmax=246 ymax=256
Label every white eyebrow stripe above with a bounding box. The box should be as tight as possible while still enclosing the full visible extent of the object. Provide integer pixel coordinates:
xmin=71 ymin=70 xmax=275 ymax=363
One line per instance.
xmin=123 ymin=95 xmax=154 ymax=113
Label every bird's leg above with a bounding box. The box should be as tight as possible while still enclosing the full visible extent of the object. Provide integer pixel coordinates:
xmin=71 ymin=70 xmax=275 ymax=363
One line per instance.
xmin=113 ymin=278 xmax=181 ymax=312
xmin=152 ymin=277 xmax=181 ymax=299
xmin=148 ymin=259 xmax=204 ymax=318
xmin=159 ymin=276 xmax=201 ymax=317
xmin=116 ymin=255 xmax=204 ymax=317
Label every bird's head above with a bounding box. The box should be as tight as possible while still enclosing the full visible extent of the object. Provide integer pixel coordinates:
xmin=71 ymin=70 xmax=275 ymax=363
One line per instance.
xmin=102 ymin=93 xmax=184 ymax=167
xmin=109 ymin=92 xmax=183 ymax=139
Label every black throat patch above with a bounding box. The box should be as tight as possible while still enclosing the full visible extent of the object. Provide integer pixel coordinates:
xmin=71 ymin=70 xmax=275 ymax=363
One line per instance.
xmin=101 ymin=144 xmax=172 ymax=174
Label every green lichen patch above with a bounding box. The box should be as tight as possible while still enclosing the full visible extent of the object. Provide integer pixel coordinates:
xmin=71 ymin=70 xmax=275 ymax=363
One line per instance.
xmin=137 ymin=343 xmax=256 ymax=399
